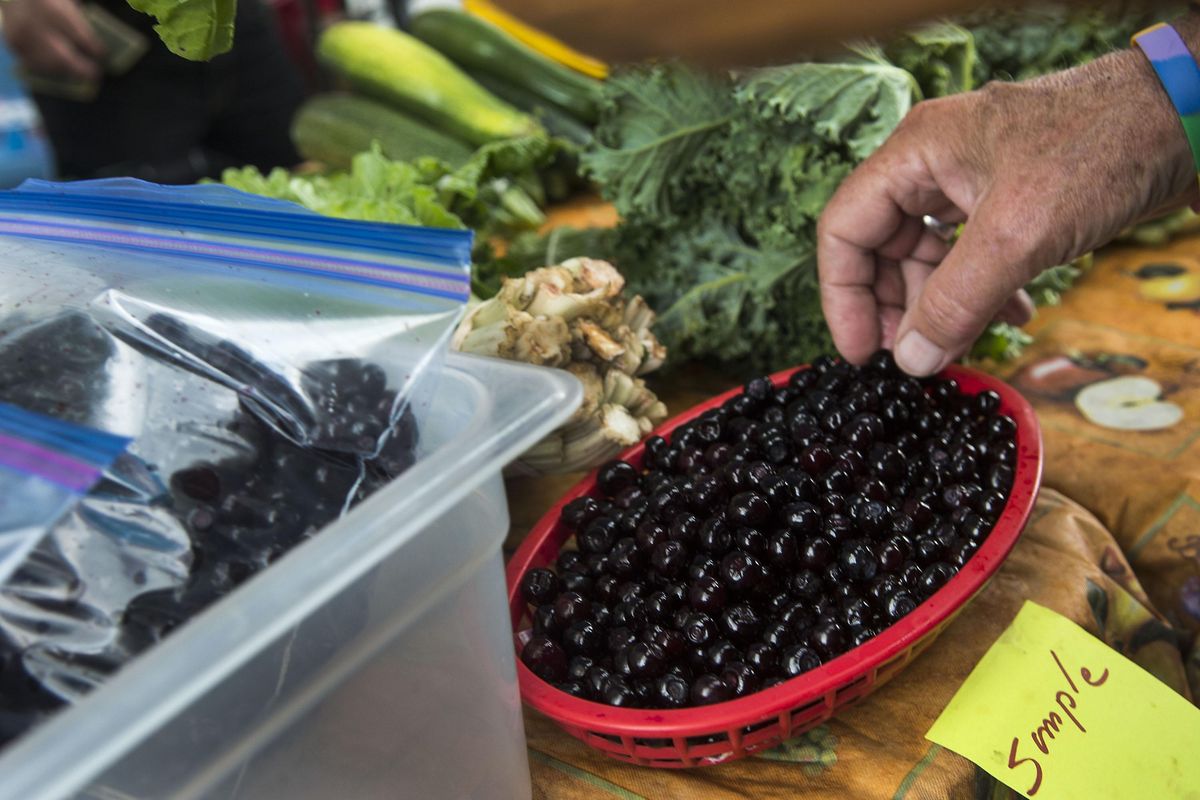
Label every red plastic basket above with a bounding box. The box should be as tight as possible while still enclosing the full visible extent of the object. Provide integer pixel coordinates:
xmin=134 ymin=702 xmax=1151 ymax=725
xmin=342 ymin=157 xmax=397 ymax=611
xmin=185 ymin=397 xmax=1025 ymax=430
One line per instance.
xmin=507 ymin=364 xmax=1043 ymax=768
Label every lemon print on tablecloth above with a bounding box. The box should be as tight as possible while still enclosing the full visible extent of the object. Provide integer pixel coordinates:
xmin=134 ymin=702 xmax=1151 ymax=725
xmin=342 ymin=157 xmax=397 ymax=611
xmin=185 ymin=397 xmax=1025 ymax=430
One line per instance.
xmin=1129 ymin=262 xmax=1200 ymax=310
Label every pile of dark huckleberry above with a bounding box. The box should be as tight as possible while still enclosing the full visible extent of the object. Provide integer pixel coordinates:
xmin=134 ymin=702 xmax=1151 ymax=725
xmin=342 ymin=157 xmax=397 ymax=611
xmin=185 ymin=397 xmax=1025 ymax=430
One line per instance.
xmin=519 ymin=351 xmax=1018 ymax=710
xmin=0 ymin=311 xmax=418 ymax=745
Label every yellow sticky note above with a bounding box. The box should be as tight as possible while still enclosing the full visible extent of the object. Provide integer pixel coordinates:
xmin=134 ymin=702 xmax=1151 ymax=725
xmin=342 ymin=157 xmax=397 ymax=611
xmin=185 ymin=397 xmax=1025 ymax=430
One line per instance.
xmin=927 ymin=601 xmax=1200 ymax=799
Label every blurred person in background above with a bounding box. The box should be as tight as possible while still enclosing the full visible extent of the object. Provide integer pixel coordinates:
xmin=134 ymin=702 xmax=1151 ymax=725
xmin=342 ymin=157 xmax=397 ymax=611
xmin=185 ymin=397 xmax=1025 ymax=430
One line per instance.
xmin=0 ymin=0 xmax=306 ymax=182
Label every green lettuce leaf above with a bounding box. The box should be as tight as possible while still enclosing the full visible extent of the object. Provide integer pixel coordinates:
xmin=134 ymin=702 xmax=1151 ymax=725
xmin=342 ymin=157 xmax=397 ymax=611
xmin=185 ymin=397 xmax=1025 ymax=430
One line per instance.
xmin=220 ymin=137 xmax=559 ymax=236
xmin=222 ymin=148 xmax=463 ymax=228
xmin=127 ymin=0 xmax=236 ymax=60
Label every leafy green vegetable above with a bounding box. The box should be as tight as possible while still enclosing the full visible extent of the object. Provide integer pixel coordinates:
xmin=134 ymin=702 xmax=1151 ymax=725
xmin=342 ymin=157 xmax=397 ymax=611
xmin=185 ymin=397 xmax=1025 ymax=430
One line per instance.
xmin=1026 ymin=261 xmax=1085 ymax=307
xmin=222 ymin=135 xmax=558 ymax=237
xmin=969 ymin=323 xmax=1033 ymax=363
xmin=962 ymin=3 xmax=1179 ymax=84
xmin=222 ymin=149 xmax=466 ymax=228
xmin=638 ymin=223 xmax=820 ymax=367
xmin=571 ymin=60 xmax=919 ymax=371
xmin=127 ymin=0 xmax=236 ymax=60
xmin=582 ymin=64 xmax=736 ymax=223
xmin=735 ymin=63 xmax=915 ymax=160
xmin=881 ymin=23 xmax=976 ymax=98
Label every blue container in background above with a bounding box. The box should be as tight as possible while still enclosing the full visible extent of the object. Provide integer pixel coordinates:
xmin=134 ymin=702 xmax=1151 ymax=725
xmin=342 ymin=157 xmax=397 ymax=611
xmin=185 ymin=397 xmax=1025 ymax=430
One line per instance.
xmin=0 ymin=42 xmax=54 ymax=186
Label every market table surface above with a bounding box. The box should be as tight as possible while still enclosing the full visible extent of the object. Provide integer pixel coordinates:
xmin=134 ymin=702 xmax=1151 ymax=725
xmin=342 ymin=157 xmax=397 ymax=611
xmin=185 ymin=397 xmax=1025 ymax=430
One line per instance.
xmin=503 ymin=204 xmax=1200 ymax=799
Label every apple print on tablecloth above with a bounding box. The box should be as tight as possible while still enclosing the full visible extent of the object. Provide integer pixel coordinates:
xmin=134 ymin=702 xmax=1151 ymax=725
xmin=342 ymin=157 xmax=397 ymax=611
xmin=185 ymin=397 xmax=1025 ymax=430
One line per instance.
xmin=1012 ymin=350 xmax=1183 ymax=432
xmin=999 ymin=320 xmax=1200 ymax=459
xmin=1075 ymin=376 xmax=1184 ymax=431
xmin=1011 ymin=351 xmax=1147 ymax=403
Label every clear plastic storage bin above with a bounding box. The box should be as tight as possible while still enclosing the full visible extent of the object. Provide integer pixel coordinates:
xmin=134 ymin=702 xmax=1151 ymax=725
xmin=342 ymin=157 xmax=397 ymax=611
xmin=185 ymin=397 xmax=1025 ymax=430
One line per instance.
xmin=0 ymin=353 xmax=581 ymax=800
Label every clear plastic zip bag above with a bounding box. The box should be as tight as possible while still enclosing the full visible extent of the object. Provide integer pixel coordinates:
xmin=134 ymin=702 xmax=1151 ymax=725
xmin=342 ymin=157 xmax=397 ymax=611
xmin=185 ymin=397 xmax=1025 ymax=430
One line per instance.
xmin=0 ymin=179 xmax=471 ymax=740
xmin=0 ymin=403 xmax=130 ymax=587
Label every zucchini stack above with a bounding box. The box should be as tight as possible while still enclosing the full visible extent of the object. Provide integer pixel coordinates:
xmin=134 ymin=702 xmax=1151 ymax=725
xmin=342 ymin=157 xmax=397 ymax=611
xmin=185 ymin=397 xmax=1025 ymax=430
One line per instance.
xmin=298 ymin=9 xmax=604 ymax=171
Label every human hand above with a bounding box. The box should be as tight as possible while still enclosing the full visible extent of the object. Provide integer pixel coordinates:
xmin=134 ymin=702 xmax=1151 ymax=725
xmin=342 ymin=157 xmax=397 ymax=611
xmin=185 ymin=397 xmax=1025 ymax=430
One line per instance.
xmin=817 ymin=39 xmax=1199 ymax=376
xmin=2 ymin=0 xmax=106 ymax=82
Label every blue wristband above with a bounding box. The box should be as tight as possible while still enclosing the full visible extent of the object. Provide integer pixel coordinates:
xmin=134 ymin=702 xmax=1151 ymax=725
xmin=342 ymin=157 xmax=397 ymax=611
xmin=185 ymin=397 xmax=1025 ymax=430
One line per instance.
xmin=1133 ymin=22 xmax=1200 ymax=196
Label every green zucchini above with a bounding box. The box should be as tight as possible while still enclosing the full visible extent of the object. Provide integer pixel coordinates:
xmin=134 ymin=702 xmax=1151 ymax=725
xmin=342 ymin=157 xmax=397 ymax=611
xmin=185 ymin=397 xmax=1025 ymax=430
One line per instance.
xmin=317 ymin=22 xmax=542 ymax=146
xmin=291 ymin=93 xmax=475 ymax=170
xmin=466 ymin=69 xmax=593 ymax=146
xmin=410 ymin=9 xmax=604 ymax=124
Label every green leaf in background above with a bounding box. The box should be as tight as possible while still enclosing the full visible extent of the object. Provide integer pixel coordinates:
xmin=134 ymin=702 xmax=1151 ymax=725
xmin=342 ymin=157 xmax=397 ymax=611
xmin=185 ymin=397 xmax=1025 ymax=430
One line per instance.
xmin=883 ymin=22 xmax=976 ymax=98
xmin=1026 ymin=262 xmax=1083 ymax=307
xmin=969 ymin=322 xmax=1034 ymax=363
xmin=221 ymin=147 xmax=466 ymax=228
xmin=127 ymin=0 xmax=236 ymax=60
xmin=570 ymin=60 xmax=920 ymax=372
xmin=963 ymin=2 xmax=1179 ymax=84
xmin=581 ymin=64 xmax=736 ymax=223
xmin=635 ymin=224 xmax=828 ymax=368
xmin=735 ymin=62 xmax=915 ymax=159
xmin=220 ymin=135 xmax=559 ymax=237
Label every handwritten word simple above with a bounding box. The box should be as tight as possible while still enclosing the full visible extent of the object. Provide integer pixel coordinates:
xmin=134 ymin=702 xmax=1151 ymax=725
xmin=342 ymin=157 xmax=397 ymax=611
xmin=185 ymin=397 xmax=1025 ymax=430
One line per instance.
xmin=1007 ymin=649 xmax=1110 ymax=795
xmin=927 ymin=602 xmax=1200 ymax=800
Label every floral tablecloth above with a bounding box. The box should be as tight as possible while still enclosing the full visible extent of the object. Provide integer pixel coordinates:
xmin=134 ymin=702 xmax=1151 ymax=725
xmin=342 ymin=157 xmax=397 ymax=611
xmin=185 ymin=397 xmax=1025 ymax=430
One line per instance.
xmin=503 ymin=234 xmax=1200 ymax=799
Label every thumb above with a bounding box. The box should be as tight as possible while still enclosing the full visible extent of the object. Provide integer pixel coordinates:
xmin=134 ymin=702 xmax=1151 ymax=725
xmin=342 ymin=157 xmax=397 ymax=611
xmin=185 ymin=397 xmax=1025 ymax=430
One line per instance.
xmin=893 ymin=199 xmax=1045 ymax=376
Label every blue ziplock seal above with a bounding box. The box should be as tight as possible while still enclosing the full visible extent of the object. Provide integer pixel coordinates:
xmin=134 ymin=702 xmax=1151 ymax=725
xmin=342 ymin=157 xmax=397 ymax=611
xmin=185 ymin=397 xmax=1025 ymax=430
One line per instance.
xmin=15 ymin=177 xmax=328 ymax=214
xmin=7 ymin=179 xmax=470 ymax=261
xmin=0 ymin=403 xmax=131 ymax=493
xmin=0 ymin=179 xmax=473 ymax=302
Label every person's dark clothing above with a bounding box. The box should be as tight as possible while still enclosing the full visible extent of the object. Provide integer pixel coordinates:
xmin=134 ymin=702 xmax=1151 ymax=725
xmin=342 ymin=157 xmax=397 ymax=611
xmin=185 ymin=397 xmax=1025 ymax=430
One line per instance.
xmin=33 ymin=0 xmax=305 ymax=183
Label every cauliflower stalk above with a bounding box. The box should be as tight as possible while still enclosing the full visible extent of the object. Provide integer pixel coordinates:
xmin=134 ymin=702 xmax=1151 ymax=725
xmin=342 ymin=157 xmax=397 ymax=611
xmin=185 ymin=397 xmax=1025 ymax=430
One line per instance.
xmin=452 ymin=257 xmax=668 ymax=474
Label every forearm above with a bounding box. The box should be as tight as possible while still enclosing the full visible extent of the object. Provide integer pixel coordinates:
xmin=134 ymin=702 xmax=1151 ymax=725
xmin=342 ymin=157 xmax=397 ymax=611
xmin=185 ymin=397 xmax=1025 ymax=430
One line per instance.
xmin=1022 ymin=9 xmax=1200 ymax=226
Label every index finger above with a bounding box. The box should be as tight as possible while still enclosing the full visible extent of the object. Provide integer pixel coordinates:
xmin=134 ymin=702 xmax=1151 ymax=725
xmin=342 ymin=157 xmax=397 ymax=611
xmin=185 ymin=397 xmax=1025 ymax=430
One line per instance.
xmin=816 ymin=145 xmax=952 ymax=364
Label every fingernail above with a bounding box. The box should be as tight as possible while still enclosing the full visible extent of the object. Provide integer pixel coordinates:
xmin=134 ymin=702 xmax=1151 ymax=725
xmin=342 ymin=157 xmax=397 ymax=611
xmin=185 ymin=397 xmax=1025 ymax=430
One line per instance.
xmin=895 ymin=331 xmax=947 ymax=376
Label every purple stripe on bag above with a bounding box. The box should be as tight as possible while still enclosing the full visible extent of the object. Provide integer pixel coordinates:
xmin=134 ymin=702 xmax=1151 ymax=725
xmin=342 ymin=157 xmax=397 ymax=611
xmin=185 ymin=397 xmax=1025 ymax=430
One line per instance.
xmin=0 ymin=433 xmax=101 ymax=492
xmin=0 ymin=219 xmax=470 ymax=299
